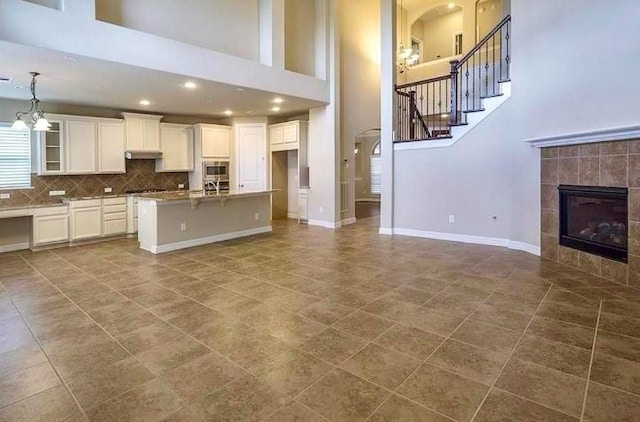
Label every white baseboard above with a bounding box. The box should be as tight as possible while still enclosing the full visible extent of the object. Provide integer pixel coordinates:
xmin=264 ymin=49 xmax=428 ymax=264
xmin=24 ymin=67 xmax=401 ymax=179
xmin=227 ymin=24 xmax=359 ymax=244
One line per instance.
xmin=378 ymin=227 xmax=393 ymax=235
xmin=0 ymin=242 xmax=29 ymax=253
xmin=143 ymin=226 xmax=272 ymax=254
xmin=341 ymin=217 xmax=357 ymax=226
xmin=389 ymin=228 xmax=540 ymax=256
xmin=287 ymin=212 xmax=299 ymax=219
xmin=308 ymin=220 xmax=342 ymax=229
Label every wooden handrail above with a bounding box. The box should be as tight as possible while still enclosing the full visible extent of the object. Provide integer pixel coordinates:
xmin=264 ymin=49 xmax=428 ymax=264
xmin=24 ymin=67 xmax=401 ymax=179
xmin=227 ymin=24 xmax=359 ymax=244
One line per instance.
xmin=455 ymin=15 xmax=511 ymax=69
xmin=395 ymin=75 xmax=450 ymax=90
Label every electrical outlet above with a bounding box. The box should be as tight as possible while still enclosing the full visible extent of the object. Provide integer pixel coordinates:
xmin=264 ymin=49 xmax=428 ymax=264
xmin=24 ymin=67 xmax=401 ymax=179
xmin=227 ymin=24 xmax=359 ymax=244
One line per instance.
xmin=49 ymin=190 xmax=66 ymax=196
xmin=254 ymin=213 xmax=260 ymax=220
xmin=180 ymin=223 xmax=187 ymax=231
xmin=0 ymin=193 xmax=9 ymax=199
xmin=178 ymin=184 xmax=185 ymax=189
xmin=319 ymin=206 xmax=324 ymax=213
xmin=448 ymin=215 xmax=455 ymax=224
xmin=104 ymin=187 xmax=113 ymax=193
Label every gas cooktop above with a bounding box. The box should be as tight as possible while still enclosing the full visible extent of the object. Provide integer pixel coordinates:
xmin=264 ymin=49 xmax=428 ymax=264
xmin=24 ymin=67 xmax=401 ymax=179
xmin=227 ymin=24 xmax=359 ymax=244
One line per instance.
xmin=125 ymin=189 xmax=168 ymax=194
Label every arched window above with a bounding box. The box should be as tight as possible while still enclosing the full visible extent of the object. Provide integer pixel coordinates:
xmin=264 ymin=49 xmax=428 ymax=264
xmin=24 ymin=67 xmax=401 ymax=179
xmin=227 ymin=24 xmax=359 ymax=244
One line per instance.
xmin=371 ymin=140 xmax=381 ymax=194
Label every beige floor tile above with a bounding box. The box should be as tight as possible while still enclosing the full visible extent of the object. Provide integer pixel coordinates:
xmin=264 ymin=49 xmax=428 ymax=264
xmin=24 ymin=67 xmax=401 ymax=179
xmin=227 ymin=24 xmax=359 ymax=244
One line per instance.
xmin=596 ymin=330 xmax=640 ymax=363
xmin=428 ymin=339 xmax=508 ymax=385
xmin=0 ymin=385 xmax=81 ymax=422
xmin=599 ymin=312 xmax=640 ymax=339
xmin=0 ymin=344 xmax=47 ymax=377
xmin=368 ymin=394 xmax=452 ymax=422
xmin=470 ymin=304 xmax=532 ymax=332
xmin=526 ymin=316 xmax=595 ymax=350
xmin=299 ymin=301 xmax=355 ymax=325
xmin=0 ymin=362 xmax=60 ymax=408
xmin=162 ymin=407 xmax=206 ymax=422
xmin=263 ymin=401 xmax=325 ymax=422
xmin=87 ymin=380 xmax=183 ymax=422
xmin=341 ymin=343 xmax=420 ymax=389
xmin=495 ymin=358 xmax=586 ymax=418
xmin=254 ymin=350 xmax=332 ymax=396
xmin=299 ymin=328 xmax=367 ymax=365
xmin=397 ymin=363 xmax=489 ymax=422
xmin=590 ymin=352 xmax=640 ymax=395
xmin=196 ymin=375 xmax=288 ymax=422
xmin=298 ymin=368 xmax=389 ymax=422
xmin=214 ymin=331 xmax=291 ymax=369
xmin=475 ymin=389 xmax=578 ymax=422
xmin=451 ymin=319 xmax=521 ymax=354
xmin=375 ymin=324 xmax=445 ymax=359
xmin=512 ymin=333 xmax=592 ymax=378
xmin=537 ymin=301 xmax=599 ymax=328
xmin=163 ymin=353 xmax=245 ymax=403
xmin=332 ymin=311 xmax=395 ymax=340
xmin=135 ymin=337 xmax=210 ymax=375
xmin=583 ymin=381 xmax=640 ymax=422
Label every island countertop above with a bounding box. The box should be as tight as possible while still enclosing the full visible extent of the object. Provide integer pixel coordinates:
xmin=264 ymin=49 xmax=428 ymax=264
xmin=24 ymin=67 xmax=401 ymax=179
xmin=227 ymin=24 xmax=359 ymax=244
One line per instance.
xmin=134 ymin=190 xmax=275 ymax=202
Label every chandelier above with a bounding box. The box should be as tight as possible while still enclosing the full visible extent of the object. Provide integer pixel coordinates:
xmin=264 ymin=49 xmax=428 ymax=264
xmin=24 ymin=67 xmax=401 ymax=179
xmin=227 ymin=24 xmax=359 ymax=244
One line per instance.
xmin=397 ymin=0 xmax=419 ymax=73
xmin=11 ymin=72 xmax=51 ymax=131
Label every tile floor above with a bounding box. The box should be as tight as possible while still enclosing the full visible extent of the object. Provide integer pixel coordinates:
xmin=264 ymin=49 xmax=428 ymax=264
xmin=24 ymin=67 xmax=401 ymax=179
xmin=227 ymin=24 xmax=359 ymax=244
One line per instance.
xmin=1 ymin=217 xmax=640 ymax=421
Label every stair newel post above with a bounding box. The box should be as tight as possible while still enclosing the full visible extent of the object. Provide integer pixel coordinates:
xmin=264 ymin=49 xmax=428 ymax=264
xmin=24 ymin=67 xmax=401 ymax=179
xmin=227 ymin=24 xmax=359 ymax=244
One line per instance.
xmin=449 ymin=60 xmax=460 ymax=125
xmin=408 ymin=90 xmax=417 ymax=140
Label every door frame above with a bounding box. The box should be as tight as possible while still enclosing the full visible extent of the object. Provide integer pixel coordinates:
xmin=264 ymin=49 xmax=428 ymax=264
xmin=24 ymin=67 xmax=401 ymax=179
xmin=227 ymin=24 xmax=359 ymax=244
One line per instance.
xmin=234 ymin=123 xmax=268 ymax=192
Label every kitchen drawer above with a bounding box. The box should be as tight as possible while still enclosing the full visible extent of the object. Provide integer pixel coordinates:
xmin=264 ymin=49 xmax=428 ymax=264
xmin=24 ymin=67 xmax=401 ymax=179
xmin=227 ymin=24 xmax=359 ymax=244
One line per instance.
xmin=32 ymin=206 xmax=68 ymax=217
xmin=104 ymin=204 xmax=127 ymax=214
xmin=103 ymin=197 xmax=126 ymax=206
xmin=69 ymin=199 xmax=102 ymax=209
xmin=103 ymin=211 xmax=126 ymax=221
xmin=103 ymin=219 xmax=127 ymax=236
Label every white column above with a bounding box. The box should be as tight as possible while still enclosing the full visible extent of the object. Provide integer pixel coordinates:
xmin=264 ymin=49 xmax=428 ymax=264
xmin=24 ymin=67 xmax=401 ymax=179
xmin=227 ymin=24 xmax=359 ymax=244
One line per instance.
xmin=379 ymin=0 xmax=396 ymax=234
xmin=259 ymin=0 xmax=285 ymax=69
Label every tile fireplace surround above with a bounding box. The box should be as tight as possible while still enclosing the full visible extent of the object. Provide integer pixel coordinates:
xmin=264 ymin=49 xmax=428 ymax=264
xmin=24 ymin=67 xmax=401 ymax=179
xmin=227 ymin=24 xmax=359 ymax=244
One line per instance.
xmin=540 ymin=139 xmax=640 ymax=286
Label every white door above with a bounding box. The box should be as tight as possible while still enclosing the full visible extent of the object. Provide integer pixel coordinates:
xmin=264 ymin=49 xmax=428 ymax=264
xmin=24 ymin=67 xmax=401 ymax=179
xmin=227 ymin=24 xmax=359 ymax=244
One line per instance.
xmin=236 ymin=124 xmax=266 ymax=192
xmin=97 ymin=122 xmax=125 ymax=173
xmin=66 ymin=120 xmax=97 ymax=174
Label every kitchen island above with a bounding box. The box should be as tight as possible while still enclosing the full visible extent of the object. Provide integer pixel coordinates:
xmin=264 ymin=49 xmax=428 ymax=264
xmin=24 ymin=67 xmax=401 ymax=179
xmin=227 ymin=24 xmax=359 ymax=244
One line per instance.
xmin=135 ymin=190 xmax=273 ymax=253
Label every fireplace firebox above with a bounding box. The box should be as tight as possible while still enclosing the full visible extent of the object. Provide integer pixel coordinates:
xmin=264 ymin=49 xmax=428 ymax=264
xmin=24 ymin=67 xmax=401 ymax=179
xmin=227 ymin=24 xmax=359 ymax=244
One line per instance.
xmin=558 ymin=185 xmax=628 ymax=263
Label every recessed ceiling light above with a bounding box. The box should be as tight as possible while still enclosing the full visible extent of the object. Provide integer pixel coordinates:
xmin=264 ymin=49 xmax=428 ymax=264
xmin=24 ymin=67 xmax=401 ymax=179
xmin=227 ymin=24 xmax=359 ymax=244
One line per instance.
xmin=0 ymin=77 xmax=12 ymax=84
xmin=139 ymin=99 xmax=151 ymax=106
xmin=236 ymin=88 xmax=245 ymax=92
xmin=273 ymin=97 xmax=284 ymax=104
xmin=183 ymin=81 xmax=197 ymax=89
xmin=224 ymin=110 xmax=233 ymax=116
xmin=63 ymin=55 xmax=79 ymax=61
xmin=448 ymin=3 xmax=455 ymax=8
xmin=271 ymin=106 xmax=281 ymax=112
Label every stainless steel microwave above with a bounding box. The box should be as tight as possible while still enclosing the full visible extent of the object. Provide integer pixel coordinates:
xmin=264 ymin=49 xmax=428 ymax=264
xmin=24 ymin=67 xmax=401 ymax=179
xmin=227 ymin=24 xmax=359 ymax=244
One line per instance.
xmin=203 ymin=161 xmax=230 ymax=180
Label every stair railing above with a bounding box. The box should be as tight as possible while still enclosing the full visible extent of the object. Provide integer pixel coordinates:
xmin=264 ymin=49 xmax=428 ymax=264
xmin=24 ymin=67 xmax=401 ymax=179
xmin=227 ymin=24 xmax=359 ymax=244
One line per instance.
xmin=394 ymin=15 xmax=511 ymax=142
xmin=449 ymin=15 xmax=511 ymax=126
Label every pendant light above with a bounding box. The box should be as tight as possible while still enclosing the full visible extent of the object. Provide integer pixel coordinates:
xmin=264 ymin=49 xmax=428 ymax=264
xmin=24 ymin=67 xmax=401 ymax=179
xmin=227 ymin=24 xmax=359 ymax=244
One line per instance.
xmin=397 ymin=0 xmax=419 ymax=73
xmin=11 ymin=72 xmax=51 ymax=131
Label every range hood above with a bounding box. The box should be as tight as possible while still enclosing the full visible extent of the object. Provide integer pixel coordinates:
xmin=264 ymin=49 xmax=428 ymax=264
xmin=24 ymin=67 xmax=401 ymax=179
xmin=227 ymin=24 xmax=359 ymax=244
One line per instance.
xmin=125 ymin=150 xmax=163 ymax=160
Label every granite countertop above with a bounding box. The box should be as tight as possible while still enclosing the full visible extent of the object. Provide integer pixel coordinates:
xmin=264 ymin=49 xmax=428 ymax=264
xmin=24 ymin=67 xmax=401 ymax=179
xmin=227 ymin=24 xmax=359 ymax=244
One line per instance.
xmin=0 ymin=201 xmax=67 ymax=212
xmin=135 ymin=190 xmax=275 ymax=202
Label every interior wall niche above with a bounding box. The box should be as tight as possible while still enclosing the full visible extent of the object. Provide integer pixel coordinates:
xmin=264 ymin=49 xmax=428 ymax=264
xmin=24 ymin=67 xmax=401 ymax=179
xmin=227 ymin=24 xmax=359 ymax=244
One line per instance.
xmin=22 ymin=0 xmax=62 ymax=10
xmin=284 ymin=0 xmax=316 ymax=76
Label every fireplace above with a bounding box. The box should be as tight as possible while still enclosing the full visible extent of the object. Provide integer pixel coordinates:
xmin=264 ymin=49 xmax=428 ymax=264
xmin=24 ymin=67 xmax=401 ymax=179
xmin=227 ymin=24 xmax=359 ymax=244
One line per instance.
xmin=559 ymin=185 xmax=628 ymax=263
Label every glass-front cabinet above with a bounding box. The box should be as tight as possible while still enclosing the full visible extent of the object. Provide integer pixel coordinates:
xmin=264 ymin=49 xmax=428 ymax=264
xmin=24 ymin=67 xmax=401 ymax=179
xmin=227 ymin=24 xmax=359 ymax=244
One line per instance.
xmin=37 ymin=119 xmax=65 ymax=175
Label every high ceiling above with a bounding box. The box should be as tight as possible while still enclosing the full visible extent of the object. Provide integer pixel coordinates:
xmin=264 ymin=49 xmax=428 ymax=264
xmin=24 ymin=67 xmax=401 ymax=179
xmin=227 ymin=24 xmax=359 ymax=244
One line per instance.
xmin=0 ymin=41 xmax=324 ymax=119
xmin=418 ymin=4 xmax=463 ymax=22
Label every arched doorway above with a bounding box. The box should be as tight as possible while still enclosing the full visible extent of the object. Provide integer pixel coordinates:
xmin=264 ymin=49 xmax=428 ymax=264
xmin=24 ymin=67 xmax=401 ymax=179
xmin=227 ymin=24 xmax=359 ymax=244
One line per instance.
xmin=354 ymin=129 xmax=381 ymax=220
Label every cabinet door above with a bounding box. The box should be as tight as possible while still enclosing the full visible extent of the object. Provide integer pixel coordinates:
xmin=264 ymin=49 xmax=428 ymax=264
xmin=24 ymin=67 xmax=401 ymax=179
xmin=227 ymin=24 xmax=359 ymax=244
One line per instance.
xmin=158 ymin=127 xmax=193 ymax=172
xmin=125 ymin=118 xmax=144 ymax=150
xmin=270 ymin=126 xmax=284 ymax=151
xmin=201 ymin=127 xmax=230 ymax=158
xmin=283 ymin=124 xmax=298 ymax=146
xmin=236 ymin=124 xmax=266 ymax=192
xmin=70 ymin=207 xmax=102 ymax=240
xmin=298 ymin=192 xmax=308 ymax=220
xmin=39 ymin=120 xmax=65 ymax=175
xmin=66 ymin=120 xmax=97 ymax=174
xmin=98 ymin=122 xmax=125 ymax=173
xmin=33 ymin=215 xmax=69 ymax=245
xmin=143 ymin=119 xmax=160 ymax=151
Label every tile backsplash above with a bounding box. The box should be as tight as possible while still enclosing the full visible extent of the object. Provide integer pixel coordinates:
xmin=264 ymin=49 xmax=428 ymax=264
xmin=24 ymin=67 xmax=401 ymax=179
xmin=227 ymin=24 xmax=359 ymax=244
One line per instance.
xmin=0 ymin=160 xmax=188 ymax=207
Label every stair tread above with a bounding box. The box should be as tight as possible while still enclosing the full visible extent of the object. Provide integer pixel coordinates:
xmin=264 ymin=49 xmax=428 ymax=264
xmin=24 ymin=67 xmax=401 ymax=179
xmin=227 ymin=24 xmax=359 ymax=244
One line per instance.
xmin=498 ymin=78 xmax=511 ymax=83
xmin=480 ymin=93 xmax=504 ymax=99
xmin=463 ymin=108 xmax=486 ymax=113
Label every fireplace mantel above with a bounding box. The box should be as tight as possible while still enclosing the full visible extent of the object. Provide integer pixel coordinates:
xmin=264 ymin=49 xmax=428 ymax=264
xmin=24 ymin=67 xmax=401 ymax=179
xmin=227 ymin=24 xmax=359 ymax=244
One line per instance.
xmin=526 ymin=124 xmax=640 ymax=148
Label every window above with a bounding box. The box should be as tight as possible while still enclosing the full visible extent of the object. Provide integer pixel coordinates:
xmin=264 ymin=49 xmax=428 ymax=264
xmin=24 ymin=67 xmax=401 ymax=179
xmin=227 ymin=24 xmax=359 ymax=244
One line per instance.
xmin=453 ymin=32 xmax=463 ymax=55
xmin=370 ymin=141 xmax=381 ymax=195
xmin=0 ymin=124 xmax=31 ymax=189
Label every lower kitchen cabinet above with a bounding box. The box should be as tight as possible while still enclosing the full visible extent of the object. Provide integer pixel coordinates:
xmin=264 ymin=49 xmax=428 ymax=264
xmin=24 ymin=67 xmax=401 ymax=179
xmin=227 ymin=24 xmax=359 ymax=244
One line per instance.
xmin=69 ymin=200 xmax=102 ymax=241
xmin=298 ymin=189 xmax=309 ymax=221
xmin=32 ymin=207 xmax=69 ymax=247
xmin=103 ymin=197 xmax=127 ymax=236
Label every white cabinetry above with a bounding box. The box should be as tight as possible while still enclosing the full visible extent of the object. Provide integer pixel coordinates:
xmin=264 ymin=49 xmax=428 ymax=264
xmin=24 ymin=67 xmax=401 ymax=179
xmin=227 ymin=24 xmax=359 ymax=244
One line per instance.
xmin=157 ymin=124 xmax=194 ymax=172
xmin=65 ymin=119 xmax=97 ymax=174
xmin=127 ymin=196 xmax=139 ymax=234
xmin=269 ymin=120 xmax=307 ymax=152
xmin=236 ymin=124 xmax=267 ymax=192
xmin=197 ymin=124 xmax=231 ymax=158
xmin=69 ymin=199 xmax=102 ymax=241
xmin=103 ymin=197 xmax=127 ymax=236
xmin=298 ymin=189 xmax=309 ymax=221
xmin=32 ymin=206 xmax=69 ymax=247
xmin=97 ymin=121 xmax=125 ymax=173
xmin=122 ymin=113 xmax=162 ymax=152
xmin=36 ymin=120 xmax=64 ymax=175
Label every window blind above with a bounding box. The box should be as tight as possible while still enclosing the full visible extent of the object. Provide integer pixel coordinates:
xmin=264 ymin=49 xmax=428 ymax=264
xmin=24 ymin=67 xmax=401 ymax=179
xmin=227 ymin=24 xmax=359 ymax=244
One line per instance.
xmin=0 ymin=124 xmax=31 ymax=189
xmin=370 ymin=155 xmax=381 ymax=195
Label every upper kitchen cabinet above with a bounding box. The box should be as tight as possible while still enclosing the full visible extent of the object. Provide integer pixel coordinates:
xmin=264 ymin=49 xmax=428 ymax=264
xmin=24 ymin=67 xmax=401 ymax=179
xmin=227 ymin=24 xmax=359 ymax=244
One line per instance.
xmin=196 ymin=124 xmax=231 ymax=158
xmin=122 ymin=113 xmax=162 ymax=152
xmin=65 ymin=119 xmax=97 ymax=174
xmin=269 ymin=120 xmax=307 ymax=152
xmin=97 ymin=120 xmax=126 ymax=173
xmin=156 ymin=123 xmax=194 ymax=172
xmin=35 ymin=119 xmax=64 ymax=175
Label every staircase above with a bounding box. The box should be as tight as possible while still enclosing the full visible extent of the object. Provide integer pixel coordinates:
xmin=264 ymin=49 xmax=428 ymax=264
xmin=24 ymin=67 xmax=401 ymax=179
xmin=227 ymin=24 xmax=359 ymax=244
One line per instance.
xmin=395 ymin=15 xmax=512 ymax=147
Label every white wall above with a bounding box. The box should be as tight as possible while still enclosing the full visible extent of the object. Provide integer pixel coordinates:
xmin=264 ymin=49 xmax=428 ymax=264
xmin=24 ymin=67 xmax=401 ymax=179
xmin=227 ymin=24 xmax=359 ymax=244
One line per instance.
xmin=391 ymin=0 xmax=640 ymax=249
xmin=95 ymin=0 xmax=260 ymax=61
xmin=287 ymin=150 xmax=299 ymax=216
xmin=420 ymin=11 xmax=463 ymax=62
xmin=285 ymin=0 xmax=316 ymax=76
